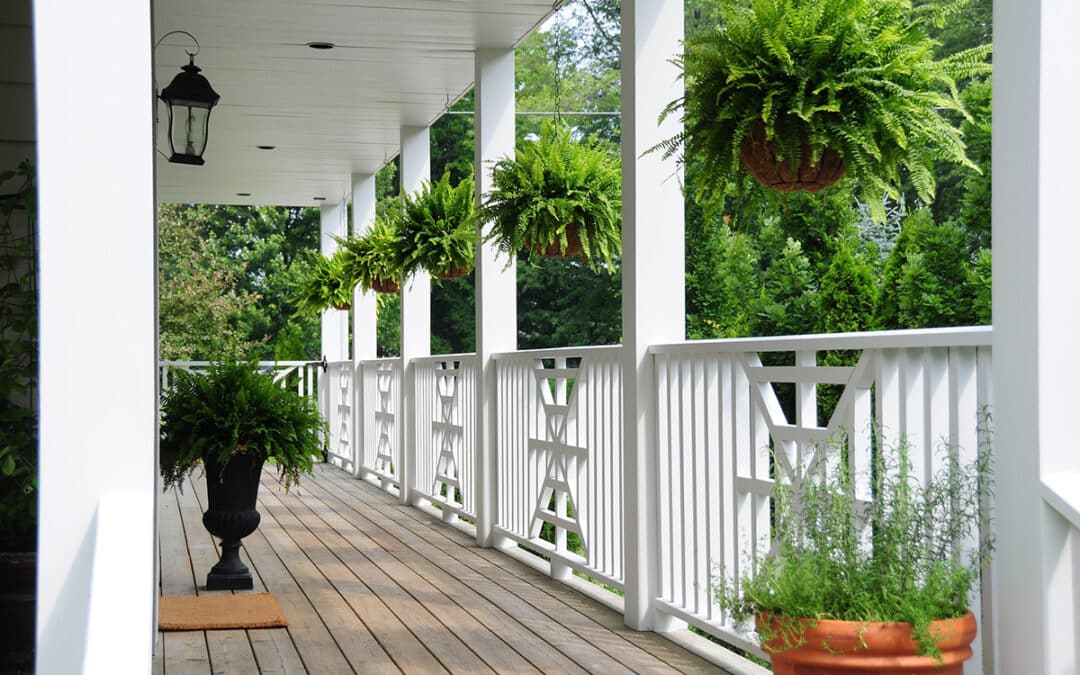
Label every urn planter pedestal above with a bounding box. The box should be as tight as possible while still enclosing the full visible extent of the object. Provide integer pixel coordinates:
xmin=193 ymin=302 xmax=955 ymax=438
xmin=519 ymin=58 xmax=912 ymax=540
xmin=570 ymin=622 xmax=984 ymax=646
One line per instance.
xmin=202 ymin=453 xmax=266 ymax=590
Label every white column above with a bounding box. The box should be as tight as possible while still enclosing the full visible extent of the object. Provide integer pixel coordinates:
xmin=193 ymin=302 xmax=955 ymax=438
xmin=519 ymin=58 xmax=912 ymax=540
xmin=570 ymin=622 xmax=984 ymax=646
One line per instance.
xmin=399 ymin=126 xmax=431 ymax=506
xmin=320 ymin=201 xmax=349 ymax=362
xmin=352 ymin=173 xmax=378 ymax=362
xmin=34 ymin=0 xmax=156 ymax=672
xmin=474 ymin=47 xmax=517 ymax=547
xmin=621 ymin=0 xmax=685 ymax=632
xmin=994 ymin=0 xmax=1080 ymax=672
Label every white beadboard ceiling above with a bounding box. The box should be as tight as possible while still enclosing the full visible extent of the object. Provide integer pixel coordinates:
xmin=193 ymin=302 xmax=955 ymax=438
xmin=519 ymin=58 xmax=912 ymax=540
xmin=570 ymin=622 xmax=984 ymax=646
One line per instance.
xmin=153 ymin=0 xmax=555 ymax=206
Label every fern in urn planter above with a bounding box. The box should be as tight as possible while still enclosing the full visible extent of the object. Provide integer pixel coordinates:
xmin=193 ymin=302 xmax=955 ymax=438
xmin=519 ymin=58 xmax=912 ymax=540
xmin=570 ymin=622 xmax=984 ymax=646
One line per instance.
xmin=397 ymin=172 xmax=476 ymax=280
xmin=659 ymin=0 xmax=991 ymax=219
xmin=478 ymin=123 xmax=621 ymax=270
xmin=160 ymin=361 xmax=325 ymax=589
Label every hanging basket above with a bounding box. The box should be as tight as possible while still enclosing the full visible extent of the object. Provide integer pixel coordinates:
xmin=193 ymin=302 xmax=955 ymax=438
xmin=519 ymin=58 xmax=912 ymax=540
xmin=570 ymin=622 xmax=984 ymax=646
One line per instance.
xmin=369 ymin=278 xmax=400 ymax=294
xmin=436 ymin=265 xmax=471 ymax=281
xmin=740 ymin=122 xmax=845 ymax=193
xmin=526 ymin=223 xmax=584 ymax=259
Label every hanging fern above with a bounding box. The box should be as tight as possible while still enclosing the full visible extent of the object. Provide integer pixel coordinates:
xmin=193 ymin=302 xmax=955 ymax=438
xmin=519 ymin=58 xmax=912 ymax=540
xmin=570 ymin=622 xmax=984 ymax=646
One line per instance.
xmin=478 ymin=123 xmax=621 ymax=271
xmin=658 ymin=0 xmax=991 ymax=219
xmin=338 ymin=210 xmax=405 ymax=293
xmin=292 ymin=247 xmax=356 ymax=314
xmin=397 ymin=172 xmax=476 ymax=279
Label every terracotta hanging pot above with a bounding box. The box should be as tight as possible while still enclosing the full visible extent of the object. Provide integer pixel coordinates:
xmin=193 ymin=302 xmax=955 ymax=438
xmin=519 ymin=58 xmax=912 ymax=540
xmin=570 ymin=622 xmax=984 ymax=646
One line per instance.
xmin=740 ymin=121 xmax=846 ymax=193
xmin=436 ymin=265 xmax=471 ymax=280
xmin=526 ymin=223 xmax=584 ymax=259
xmin=758 ymin=611 xmax=977 ymax=675
xmin=369 ymin=278 xmax=400 ymax=294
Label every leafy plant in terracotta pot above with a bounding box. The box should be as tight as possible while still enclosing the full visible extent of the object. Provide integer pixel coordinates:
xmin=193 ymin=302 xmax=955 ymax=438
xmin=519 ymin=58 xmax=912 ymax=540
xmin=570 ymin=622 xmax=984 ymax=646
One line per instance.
xmin=293 ymin=247 xmax=356 ymax=314
xmin=397 ymin=172 xmax=477 ymax=280
xmin=718 ymin=437 xmax=993 ymax=673
xmin=478 ymin=122 xmax=621 ymax=270
xmin=658 ymin=0 xmax=991 ymax=220
xmin=339 ymin=211 xmax=405 ymax=294
xmin=160 ymin=360 xmax=325 ymax=589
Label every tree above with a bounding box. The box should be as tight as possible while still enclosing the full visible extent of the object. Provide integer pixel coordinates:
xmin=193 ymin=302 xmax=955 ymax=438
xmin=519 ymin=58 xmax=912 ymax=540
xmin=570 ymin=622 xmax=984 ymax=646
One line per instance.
xmin=158 ymin=205 xmax=258 ymax=360
xmin=876 ymin=209 xmax=985 ymax=329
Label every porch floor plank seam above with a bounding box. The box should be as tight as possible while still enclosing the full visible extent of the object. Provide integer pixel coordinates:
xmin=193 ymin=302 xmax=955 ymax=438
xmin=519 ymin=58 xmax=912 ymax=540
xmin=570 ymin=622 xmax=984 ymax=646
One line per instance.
xmin=157 ymin=463 xmax=733 ymax=675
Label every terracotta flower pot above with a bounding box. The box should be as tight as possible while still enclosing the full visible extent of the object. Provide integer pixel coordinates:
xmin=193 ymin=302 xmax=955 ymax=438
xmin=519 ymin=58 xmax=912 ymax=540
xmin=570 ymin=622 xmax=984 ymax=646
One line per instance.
xmin=758 ymin=611 xmax=977 ymax=675
xmin=740 ymin=121 xmax=845 ymax=193
xmin=526 ymin=223 xmax=584 ymax=259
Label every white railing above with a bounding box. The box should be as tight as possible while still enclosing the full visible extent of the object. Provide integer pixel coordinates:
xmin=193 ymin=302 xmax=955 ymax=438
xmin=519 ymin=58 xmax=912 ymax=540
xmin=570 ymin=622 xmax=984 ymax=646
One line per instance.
xmin=492 ymin=345 xmax=625 ymax=590
xmin=358 ymin=358 xmax=402 ymax=492
xmin=325 ymin=360 xmax=356 ymax=474
xmin=158 ymin=360 xmax=321 ymax=402
xmin=410 ymin=354 xmax=479 ymax=521
xmin=649 ymin=327 xmax=994 ymax=670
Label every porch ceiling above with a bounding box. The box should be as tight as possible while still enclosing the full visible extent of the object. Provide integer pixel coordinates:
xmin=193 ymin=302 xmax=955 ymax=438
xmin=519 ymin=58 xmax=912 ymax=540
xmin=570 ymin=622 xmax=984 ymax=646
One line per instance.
xmin=153 ymin=0 xmax=554 ymax=207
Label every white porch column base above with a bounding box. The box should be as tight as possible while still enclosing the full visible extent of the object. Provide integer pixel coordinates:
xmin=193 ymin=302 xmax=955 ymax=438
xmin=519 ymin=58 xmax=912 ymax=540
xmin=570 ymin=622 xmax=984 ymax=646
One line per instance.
xmin=474 ymin=47 xmax=517 ymax=547
xmin=320 ymin=201 xmax=349 ymax=362
xmin=400 ymin=126 xmax=432 ymax=506
xmin=994 ymin=0 xmax=1080 ymax=672
xmin=620 ymin=0 xmax=685 ymax=631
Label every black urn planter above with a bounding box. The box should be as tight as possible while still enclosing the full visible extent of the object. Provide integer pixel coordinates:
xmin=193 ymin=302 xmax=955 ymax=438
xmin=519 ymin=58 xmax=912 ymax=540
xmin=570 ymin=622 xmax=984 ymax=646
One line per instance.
xmin=202 ymin=453 xmax=266 ymax=590
xmin=0 ymin=552 xmax=35 ymax=671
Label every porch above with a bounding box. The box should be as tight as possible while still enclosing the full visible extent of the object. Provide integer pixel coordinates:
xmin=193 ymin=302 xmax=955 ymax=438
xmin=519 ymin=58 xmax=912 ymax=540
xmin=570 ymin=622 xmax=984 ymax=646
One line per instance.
xmin=156 ymin=463 xmax=730 ymax=674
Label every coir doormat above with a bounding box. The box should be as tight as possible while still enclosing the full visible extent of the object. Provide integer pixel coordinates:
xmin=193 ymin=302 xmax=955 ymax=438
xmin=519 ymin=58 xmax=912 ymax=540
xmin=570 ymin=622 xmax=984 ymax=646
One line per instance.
xmin=158 ymin=593 xmax=288 ymax=631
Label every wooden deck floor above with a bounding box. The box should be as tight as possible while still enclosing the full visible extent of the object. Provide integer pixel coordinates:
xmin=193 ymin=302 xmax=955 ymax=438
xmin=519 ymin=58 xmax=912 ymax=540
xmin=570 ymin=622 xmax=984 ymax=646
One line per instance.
xmin=155 ymin=463 xmax=733 ymax=674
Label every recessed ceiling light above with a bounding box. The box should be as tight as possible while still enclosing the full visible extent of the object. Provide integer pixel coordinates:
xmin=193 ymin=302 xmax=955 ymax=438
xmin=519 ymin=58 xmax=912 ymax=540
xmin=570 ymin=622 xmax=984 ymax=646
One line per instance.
xmin=236 ymin=192 xmax=251 ymax=197
xmin=313 ymin=196 xmax=327 ymax=201
xmin=306 ymin=41 xmax=335 ymax=50
xmin=256 ymin=145 xmax=276 ymax=150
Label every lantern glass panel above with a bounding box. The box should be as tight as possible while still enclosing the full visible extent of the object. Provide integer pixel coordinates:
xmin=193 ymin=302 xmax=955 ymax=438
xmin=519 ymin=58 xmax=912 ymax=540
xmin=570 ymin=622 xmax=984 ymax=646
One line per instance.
xmin=167 ymin=104 xmax=211 ymax=161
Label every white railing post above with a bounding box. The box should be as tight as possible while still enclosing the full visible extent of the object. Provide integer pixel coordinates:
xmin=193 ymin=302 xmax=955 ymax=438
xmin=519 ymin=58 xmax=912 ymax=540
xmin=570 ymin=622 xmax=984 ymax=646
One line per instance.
xmin=400 ymin=125 xmax=432 ymax=506
xmin=474 ymin=47 xmax=517 ymax=548
xmin=995 ymin=0 xmax=1080 ymax=672
xmin=621 ymin=0 xmax=685 ymax=632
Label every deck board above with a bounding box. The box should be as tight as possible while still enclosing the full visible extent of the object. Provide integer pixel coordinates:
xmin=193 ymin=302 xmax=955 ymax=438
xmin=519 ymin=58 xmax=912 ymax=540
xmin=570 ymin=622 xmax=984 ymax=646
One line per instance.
xmin=157 ymin=463 xmax=734 ymax=674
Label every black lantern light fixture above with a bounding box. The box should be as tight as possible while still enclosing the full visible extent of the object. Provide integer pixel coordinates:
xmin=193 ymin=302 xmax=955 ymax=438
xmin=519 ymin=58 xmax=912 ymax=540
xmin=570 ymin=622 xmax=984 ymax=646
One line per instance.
xmin=157 ymin=31 xmax=220 ymax=166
